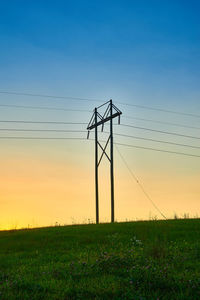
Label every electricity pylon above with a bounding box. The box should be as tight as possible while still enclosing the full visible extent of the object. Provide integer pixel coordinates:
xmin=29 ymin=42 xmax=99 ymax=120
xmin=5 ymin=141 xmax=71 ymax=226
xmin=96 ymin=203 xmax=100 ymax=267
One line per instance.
xmin=87 ymin=100 xmax=122 ymax=224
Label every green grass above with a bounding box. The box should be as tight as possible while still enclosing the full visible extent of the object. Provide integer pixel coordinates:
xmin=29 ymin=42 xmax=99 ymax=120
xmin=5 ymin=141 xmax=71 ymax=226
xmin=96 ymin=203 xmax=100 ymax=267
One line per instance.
xmin=0 ymin=219 xmax=200 ymax=299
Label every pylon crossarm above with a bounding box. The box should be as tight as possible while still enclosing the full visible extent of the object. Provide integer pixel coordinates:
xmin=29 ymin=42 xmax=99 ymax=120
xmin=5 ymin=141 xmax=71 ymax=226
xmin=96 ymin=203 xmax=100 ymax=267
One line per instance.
xmin=87 ymin=112 xmax=121 ymax=130
xmin=97 ymin=138 xmax=111 ymax=166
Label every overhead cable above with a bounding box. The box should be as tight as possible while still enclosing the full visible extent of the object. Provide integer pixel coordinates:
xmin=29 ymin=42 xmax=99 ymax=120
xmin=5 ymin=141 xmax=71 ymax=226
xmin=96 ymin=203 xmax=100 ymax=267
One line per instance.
xmin=0 ymin=103 xmax=91 ymax=113
xmin=0 ymin=129 xmax=86 ymax=133
xmin=115 ymin=142 xmax=200 ymax=158
xmin=0 ymin=120 xmax=87 ymax=125
xmin=2 ymin=129 xmax=200 ymax=150
xmin=116 ymin=101 xmax=200 ymax=119
xmin=0 ymin=91 xmax=103 ymax=103
xmin=124 ymin=116 xmax=200 ymax=131
xmin=0 ymin=136 xmax=199 ymax=158
xmin=115 ymin=145 xmax=167 ymax=220
xmin=0 ymin=90 xmax=199 ymax=119
xmin=113 ymin=132 xmax=200 ymax=150
xmin=121 ymin=124 xmax=200 ymax=140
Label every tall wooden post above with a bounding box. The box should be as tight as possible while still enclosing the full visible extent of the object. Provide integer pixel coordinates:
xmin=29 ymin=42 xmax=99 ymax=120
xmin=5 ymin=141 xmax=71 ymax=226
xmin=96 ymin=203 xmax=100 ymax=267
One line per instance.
xmin=95 ymin=108 xmax=99 ymax=224
xmin=110 ymin=100 xmax=114 ymax=223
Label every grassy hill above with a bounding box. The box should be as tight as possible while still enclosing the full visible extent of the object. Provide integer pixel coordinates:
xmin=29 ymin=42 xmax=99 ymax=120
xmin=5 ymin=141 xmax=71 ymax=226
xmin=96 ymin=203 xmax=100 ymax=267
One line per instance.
xmin=0 ymin=219 xmax=200 ymax=299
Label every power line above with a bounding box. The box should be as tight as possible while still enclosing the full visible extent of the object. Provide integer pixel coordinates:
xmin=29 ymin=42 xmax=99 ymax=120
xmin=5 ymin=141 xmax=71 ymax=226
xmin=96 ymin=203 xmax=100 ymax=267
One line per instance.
xmin=115 ymin=142 xmax=200 ymax=158
xmin=1 ymin=102 xmax=199 ymax=131
xmin=1 ymin=120 xmax=199 ymax=140
xmin=113 ymin=132 xmax=200 ymax=150
xmin=116 ymin=101 xmax=200 ymax=119
xmin=0 ymin=120 xmax=87 ymax=125
xmin=92 ymin=130 xmax=200 ymax=150
xmin=115 ymin=145 xmax=167 ymax=220
xmin=121 ymin=124 xmax=200 ymax=140
xmin=0 ymin=135 xmax=199 ymax=158
xmin=0 ymin=90 xmax=199 ymax=119
xmin=0 ymin=103 xmax=91 ymax=113
xmin=0 ymin=137 xmax=87 ymax=140
xmin=124 ymin=116 xmax=200 ymax=131
xmin=0 ymin=102 xmax=199 ymax=133
xmin=0 ymin=129 xmax=86 ymax=133
xmin=0 ymin=91 xmax=103 ymax=103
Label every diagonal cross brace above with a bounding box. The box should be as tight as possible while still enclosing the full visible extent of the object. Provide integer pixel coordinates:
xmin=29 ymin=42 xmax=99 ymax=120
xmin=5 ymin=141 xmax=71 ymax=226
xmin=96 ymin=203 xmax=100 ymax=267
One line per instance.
xmin=97 ymin=137 xmax=111 ymax=166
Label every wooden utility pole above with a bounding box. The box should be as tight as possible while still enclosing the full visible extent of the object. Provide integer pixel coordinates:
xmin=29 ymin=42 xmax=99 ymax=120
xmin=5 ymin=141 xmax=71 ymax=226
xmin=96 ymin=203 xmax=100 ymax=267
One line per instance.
xmin=110 ymin=100 xmax=114 ymax=222
xmin=94 ymin=108 xmax=99 ymax=224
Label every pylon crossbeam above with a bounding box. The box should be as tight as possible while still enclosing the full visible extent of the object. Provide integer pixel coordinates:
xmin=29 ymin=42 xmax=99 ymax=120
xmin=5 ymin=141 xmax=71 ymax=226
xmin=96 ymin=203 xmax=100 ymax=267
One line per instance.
xmin=87 ymin=112 xmax=121 ymax=130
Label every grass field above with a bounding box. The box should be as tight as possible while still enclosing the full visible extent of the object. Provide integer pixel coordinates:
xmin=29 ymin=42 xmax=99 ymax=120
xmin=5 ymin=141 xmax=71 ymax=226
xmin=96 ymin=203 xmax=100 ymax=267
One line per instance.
xmin=0 ymin=219 xmax=200 ymax=299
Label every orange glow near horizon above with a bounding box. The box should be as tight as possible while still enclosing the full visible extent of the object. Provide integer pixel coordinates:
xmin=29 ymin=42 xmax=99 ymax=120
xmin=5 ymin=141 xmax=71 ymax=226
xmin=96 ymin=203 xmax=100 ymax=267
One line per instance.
xmin=0 ymin=140 xmax=200 ymax=230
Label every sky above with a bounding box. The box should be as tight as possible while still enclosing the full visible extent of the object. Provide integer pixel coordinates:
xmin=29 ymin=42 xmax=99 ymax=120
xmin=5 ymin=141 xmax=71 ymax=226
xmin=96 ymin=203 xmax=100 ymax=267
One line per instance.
xmin=0 ymin=0 xmax=200 ymax=229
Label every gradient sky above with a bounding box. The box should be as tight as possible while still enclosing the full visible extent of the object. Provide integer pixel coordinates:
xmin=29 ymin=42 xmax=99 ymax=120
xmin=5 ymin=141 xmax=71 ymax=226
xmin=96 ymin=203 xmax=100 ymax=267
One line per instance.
xmin=0 ymin=0 xmax=200 ymax=229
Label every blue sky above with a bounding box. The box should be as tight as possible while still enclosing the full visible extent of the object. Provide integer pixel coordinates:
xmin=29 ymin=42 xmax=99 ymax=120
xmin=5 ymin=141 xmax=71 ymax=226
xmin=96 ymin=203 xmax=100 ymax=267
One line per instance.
xmin=0 ymin=0 xmax=200 ymax=111
xmin=0 ymin=1 xmax=200 ymax=228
